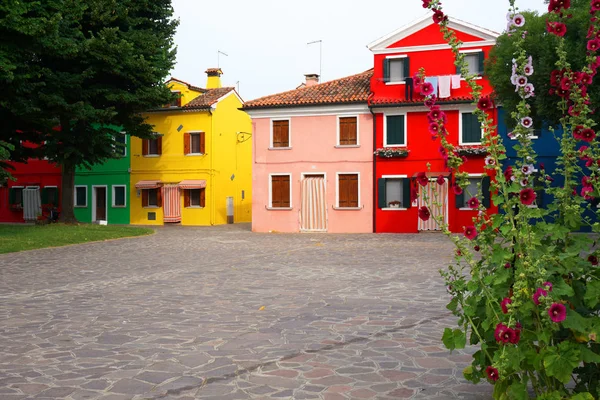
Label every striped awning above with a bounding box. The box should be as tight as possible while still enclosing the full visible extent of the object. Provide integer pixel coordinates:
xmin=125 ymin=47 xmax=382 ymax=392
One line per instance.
xmin=178 ymin=180 xmax=207 ymax=189
xmin=135 ymin=180 xmax=162 ymax=189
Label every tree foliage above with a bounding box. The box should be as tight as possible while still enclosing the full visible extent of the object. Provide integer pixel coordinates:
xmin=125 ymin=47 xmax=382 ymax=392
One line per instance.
xmin=0 ymin=0 xmax=178 ymax=221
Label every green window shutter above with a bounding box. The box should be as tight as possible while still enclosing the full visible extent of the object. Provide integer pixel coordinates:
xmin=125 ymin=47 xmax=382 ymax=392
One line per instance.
xmin=378 ymin=178 xmax=387 ymax=209
xmin=455 ymin=189 xmax=465 ymax=209
xmin=9 ymin=188 xmax=15 ymax=205
xmin=403 ymin=57 xmax=410 ymax=80
xmin=462 ymin=113 xmax=481 ymax=144
xmin=482 ymin=176 xmax=491 ymax=208
xmin=383 ymin=58 xmax=390 ymax=83
xmin=456 ymin=62 xmax=461 ymax=75
xmin=478 ymin=51 xmax=485 ymax=75
xmin=402 ymin=179 xmax=412 ymax=209
xmin=386 ymin=115 xmax=405 ymax=145
xmin=41 ymin=188 xmax=48 ymax=204
xmin=535 ymin=172 xmax=544 ymax=207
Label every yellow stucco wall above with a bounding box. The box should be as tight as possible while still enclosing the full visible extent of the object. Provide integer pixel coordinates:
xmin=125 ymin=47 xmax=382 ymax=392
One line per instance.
xmin=130 ymin=84 xmax=252 ymax=226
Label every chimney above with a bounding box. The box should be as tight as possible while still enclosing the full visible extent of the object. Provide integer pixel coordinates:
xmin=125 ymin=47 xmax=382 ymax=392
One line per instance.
xmin=304 ymin=73 xmax=320 ymax=87
xmin=205 ymin=68 xmax=223 ymax=89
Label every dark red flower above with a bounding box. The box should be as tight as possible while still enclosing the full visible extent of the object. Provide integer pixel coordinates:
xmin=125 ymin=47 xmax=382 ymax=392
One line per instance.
xmin=560 ymin=77 xmax=572 ymax=91
xmin=420 ymin=82 xmax=434 ymax=96
xmin=477 ymin=96 xmax=493 ymax=111
xmin=548 ymin=303 xmax=566 ymax=322
xmin=418 ymin=206 xmax=431 ymax=221
xmin=416 ymin=172 xmax=429 ymax=186
xmin=467 ymin=197 xmax=480 ymax=209
xmin=548 ymin=0 xmax=571 ymax=13
xmin=520 ymin=188 xmax=536 ymax=205
xmin=504 ymin=262 xmax=512 ymax=269
xmin=494 ymin=323 xmax=516 ymax=344
xmin=464 ymin=226 xmax=477 ymax=240
xmin=432 ymin=9 xmax=447 ymax=24
xmin=573 ymin=125 xmax=585 ymax=140
xmin=549 ymin=22 xmax=567 ymax=36
xmin=588 ymin=254 xmax=598 ymax=265
xmin=504 ymin=166 xmax=514 ymax=182
xmin=422 ymin=0 xmax=433 ymax=8
xmin=424 ymin=95 xmax=437 ymax=108
xmin=474 ymin=245 xmax=480 ymax=252
xmin=593 ymin=0 xmax=600 ymax=12
xmin=436 ymin=175 xmax=445 ymax=185
xmin=588 ymin=38 xmax=600 ymax=52
xmin=453 ymin=185 xmax=463 ymax=195
xmin=532 ymin=288 xmax=548 ymax=305
xmin=501 ymin=297 xmax=512 ymax=314
xmin=580 ymin=128 xmax=596 ymax=142
xmin=486 ymin=366 xmax=499 ymax=382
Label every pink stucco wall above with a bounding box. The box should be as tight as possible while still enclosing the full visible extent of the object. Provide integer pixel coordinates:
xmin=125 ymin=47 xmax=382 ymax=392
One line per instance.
xmin=252 ymin=112 xmax=373 ymax=233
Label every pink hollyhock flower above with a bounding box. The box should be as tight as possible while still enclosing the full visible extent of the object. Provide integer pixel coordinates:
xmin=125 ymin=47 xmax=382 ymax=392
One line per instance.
xmin=543 ymin=282 xmax=553 ymax=292
xmin=436 ymin=175 xmax=445 ymax=185
xmin=520 ymin=178 xmax=529 ymax=187
xmin=588 ymin=38 xmax=600 ymax=52
xmin=512 ymin=14 xmax=525 ymax=27
xmin=477 ymin=96 xmax=493 ymax=111
xmin=421 ymin=82 xmax=434 ymax=96
xmin=464 ymin=226 xmax=477 ymax=240
xmin=548 ymin=303 xmax=566 ymax=323
xmin=515 ymin=75 xmax=528 ymax=87
xmin=413 ymin=74 xmax=423 ymax=86
xmin=486 ymin=366 xmax=499 ymax=382
xmin=418 ymin=206 xmax=431 ymax=221
xmin=521 ymin=164 xmax=534 ymax=175
xmin=520 ymin=188 xmax=536 ymax=205
xmin=429 ymin=122 xmax=441 ymax=135
xmin=592 ymin=0 xmax=600 ymax=11
xmin=416 ymin=172 xmax=429 ymax=187
xmin=523 ymin=64 xmax=534 ymax=76
xmin=588 ymin=254 xmax=599 ymax=265
xmin=485 ymin=156 xmax=495 ymax=166
xmin=501 ymin=297 xmax=512 ymax=314
xmin=521 ymin=117 xmax=533 ymax=128
xmin=550 ymin=22 xmax=567 ymax=37
xmin=581 ymin=186 xmax=594 ymax=199
xmin=424 ymin=95 xmax=437 ymax=108
xmin=467 ymin=197 xmax=480 ymax=209
xmin=532 ymin=288 xmax=548 ymax=305
xmin=523 ymin=83 xmax=535 ymax=98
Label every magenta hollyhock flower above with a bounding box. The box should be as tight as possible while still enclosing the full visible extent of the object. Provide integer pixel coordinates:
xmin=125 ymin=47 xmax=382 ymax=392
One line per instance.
xmin=436 ymin=175 xmax=445 ymax=185
xmin=520 ymin=188 xmax=536 ymax=205
xmin=521 ymin=117 xmax=533 ymax=128
xmin=592 ymin=0 xmax=600 ymax=11
xmin=486 ymin=366 xmax=499 ymax=382
xmin=588 ymin=254 xmax=599 ymax=265
xmin=494 ymin=323 xmax=516 ymax=344
xmin=429 ymin=122 xmax=441 ymax=135
xmin=532 ymin=288 xmax=548 ymax=305
xmin=573 ymin=125 xmax=585 ymax=140
xmin=560 ymin=77 xmax=572 ymax=91
xmin=416 ymin=172 xmax=429 ymax=187
xmin=467 ymin=197 xmax=480 ymax=209
xmin=424 ymin=95 xmax=437 ymax=108
xmin=501 ymin=297 xmax=512 ymax=314
xmin=511 ymin=326 xmax=521 ymax=344
xmin=580 ymin=128 xmax=596 ymax=142
xmin=413 ymin=74 xmax=423 ymax=86
xmin=477 ymin=96 xmax=493 ymax=111
xmin=439 ymin=146 xmax=448 ymax=159
xmin=420 ymin=82 xmax=434 ymax=96
xmin=453 ymin=185 xmax=463 ymax=195
xmin=504 ymin=166 xmax=513 ymax=182
xmin=464 ymin=226 xmax=477 ymax=240
xmin=550 ymin=22 xmax=567 ymax=37
xmin=581 ymin=186 xmax=594 ymax=199
xmin=543 ymin=282 xmax=553 ymax=292
xmin=548 ymin=303 xmax=567 ymax=322
xmin=588 ymin=38 xmax=600 ymax=52
xmin=432 ymin=9 xmax=446 ymax=24
xmin=504 ymin=262 xmax=512 ymax=269
xmin=418 ymin=206 xmax=431 ymax=221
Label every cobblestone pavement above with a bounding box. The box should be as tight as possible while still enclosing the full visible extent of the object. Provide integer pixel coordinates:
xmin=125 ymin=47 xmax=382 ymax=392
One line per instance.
xmin=0 ymin=225 xmax=493 ymax=400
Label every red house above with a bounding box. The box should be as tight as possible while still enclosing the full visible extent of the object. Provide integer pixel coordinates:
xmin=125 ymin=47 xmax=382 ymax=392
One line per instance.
xmin=0 ymin=143 xmax=62 ymax=223
xmin=368 ymin=15 xmax=499 ymax=233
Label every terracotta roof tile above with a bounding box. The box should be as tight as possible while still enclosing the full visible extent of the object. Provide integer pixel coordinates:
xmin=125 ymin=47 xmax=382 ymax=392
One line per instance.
xmin=168 ymin=77 xmax=206 ymax=93
xmin=184 ymin=87 xmax=236 ymax=110
xmin=243 ymin=69 xmax=373 ymax=110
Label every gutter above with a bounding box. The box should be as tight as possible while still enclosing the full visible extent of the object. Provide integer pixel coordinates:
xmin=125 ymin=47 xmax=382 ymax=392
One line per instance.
xmin=368 ymin=92 xmax=376 ymax=234
xmin=240 ymin=100 xmax=368 ymax=112
xmin=369 ymin=99 xmax=473 ymax=109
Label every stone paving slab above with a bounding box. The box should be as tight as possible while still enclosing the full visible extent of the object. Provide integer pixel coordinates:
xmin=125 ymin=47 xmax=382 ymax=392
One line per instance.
xmin=0 ymin=225 xmax=493 ymax=399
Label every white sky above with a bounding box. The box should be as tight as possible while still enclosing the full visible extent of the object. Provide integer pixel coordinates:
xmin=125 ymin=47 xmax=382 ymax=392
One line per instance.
xmin=170 ymin=0 xmax=547 ymax=101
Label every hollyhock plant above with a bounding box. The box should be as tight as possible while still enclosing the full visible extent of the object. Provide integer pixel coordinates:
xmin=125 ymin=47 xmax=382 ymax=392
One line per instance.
xmin=467 ymin=197 xmax=480 ymax=209
xmin=548 ymin=303 xmax=567 ymax=323
xmin=420 ymin=82 xmax=434 ymax=96
xmin=486 ymin=366 xmax=499 ymax=382
xmin=464 ymin=226 xmax=477 ymax=240
xmin=477 ymin=96 xmax=493 ymax=111
xmin=436 ymin=175 xmax=445 ymax=185
xmin=588 ymin=254 xmax=599 ymax=265
xmin=418 ymin=206 xmax=431 ymax=221
xmin=416 ymin=172 xmax=429 ymax=186
xmin=532 ymin=288 xmax=548 ymax=305
xmin=519 ymin=188 xmax=536 ymax=205
xmin=501 ymin=297 xmax=512 ymax=314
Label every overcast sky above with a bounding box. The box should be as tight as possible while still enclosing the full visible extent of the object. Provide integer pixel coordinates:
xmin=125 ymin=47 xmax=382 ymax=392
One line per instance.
xmin=170 ymin=0 xmax=548 ymax=102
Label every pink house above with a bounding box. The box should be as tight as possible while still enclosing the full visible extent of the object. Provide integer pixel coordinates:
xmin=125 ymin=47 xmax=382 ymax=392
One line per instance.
xmin=243 ymin=71 xmax=374 ymax=233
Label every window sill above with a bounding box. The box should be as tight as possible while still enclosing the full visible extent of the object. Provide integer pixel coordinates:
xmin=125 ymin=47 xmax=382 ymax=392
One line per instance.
xmin=143 ymin=155 xmax=160 ymax=158
xmin=266 ymin=207 xmax=293 ymax=211
xmin=74 ymin=205 xmax=87 ymax=208
xmin=381 ymin=207 xmax=408 ymax=211
xmin=459 ymin=207 xmax=477 ymax=211
xmin=268 ymin=147 xmax=292 ymax=151
xmin=459 ymin=142 xmax=482 ymax=146
xmin=144 ymin=206 xmax=160 ymax=209
xmin=186 ymin=153 xmax=205 ymax=156
xmin=385 ymin=81 xmax=406 ymax=85
xmin=335 ymin=145 xmax=360 ymax=148
xmin=333 ymin=206 xmax=363 ymax=211
xmin=112 ymin=205 xmax=126 ymax=208
xmin=186 ymin=206 xmax=205 ymax=209
xmin=383 ymin=145 xmax=407 ymax=148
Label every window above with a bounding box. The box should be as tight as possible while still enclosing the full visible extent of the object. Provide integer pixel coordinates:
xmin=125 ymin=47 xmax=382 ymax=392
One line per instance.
xmin=113 ymin=133 xmax=127 ymax=157
xmin=455 ymin=176 xmax=490 ymax=209
xmin=270 ymin=175 xmax=291 ymax=208
xmin=378 ymin=177 xmax=411 ymax=209
xmin=383 ymin=57 xmax=409 ymax=83
xmin=112 ymin=186 xmax=126 ymax=207
xmin=184 ymin=188 xmax=205 ymax=208
xmin=460 ymin=51 xmax=485 ymax=75
xmin=74 ymin=186 xmax=87 ymax=207
xmin=142 ymin=135 xmax=162 ymax=156
xmin=184 ymin=132 xmax=205 ymax=155
xmin=338 ymin=174 xmax=359 ymax=208
xmin=461 ymin=112 xmax=483 ymax=144
xmin=338 ymin=117 xmax=358 ymax=146
xmin=9 ymin=187 xmax=24 ymax=206
xmin=271 ymin=120 xmax=290 ymax=148
xmin=168 ymin=91 xmax=181 ymax=108
xmin=385 ymin=115 xmax=406 ymax=146
xmin=142 ymin=188 xmax=161 ymax=207
xmin=42 ymin=186 xmax=59 ymax=207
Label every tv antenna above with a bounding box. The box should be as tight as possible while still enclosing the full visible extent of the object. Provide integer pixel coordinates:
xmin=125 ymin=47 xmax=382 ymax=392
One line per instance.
xmin=307 ymin=40 xmax=323 ymax=82
xmin=218 ymin=50 xmax=228 ymax=68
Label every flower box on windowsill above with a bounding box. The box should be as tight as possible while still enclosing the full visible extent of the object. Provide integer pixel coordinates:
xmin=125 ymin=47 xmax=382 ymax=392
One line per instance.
xmin=455 ymin=146 xmax=488 ymax=156
xmin=374 ymin=148 xmax=410 ymax=158
xmin=388 ymin=201 xmax=402 ymax=208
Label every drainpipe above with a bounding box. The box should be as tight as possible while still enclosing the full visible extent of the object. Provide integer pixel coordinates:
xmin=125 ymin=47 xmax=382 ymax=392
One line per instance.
xmin=368 ymin=92 xmax=376 ymax=233
xmin=210 ymin=107 xmax=215 ymax=225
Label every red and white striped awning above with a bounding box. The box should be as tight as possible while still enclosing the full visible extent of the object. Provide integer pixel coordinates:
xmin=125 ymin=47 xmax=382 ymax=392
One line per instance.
xmin=135 ymin=180 xmax=162 ymax=189
xmin=178 ymin=180 xmax=207 ymax=189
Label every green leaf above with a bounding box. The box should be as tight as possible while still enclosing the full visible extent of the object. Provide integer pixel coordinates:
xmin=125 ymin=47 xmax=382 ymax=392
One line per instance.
xmin=562 ymin=308 xmax=590 ymax=334
xmin=453 ymin=329 xmax=466 ymax=349
xmin=441 ymin=328 xmax=466 ymax=351
xmin=507 ymin=380 xmax=529 ymax=400
xmin=446 ymin=297 xmax=459 ymax=312
xmin=552 ymin=279 xmax=575 ymax=297
xmin=569 ymin=393 xmax=594 ymax=400
xmin=543 ymin=343 xmax=581 ymax=384
xmin=442 ymin=328 xmax=455 ymax=351
xmin=584 ymin=280 xmax=600 ymax=308
xmin=580 ymin=346 xmax=600 ymax=363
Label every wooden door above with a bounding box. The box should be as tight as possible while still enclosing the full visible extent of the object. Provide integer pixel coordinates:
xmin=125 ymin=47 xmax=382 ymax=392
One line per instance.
xmin=96 ymin=187 xmax=106 ymax=221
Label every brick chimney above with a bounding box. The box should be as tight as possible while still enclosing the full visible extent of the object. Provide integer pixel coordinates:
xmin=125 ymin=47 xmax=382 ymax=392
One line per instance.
xmin=304 ymin=73 xmax=320 ymax=87
xmin=205 ymin=68 xmax=223 ymax=89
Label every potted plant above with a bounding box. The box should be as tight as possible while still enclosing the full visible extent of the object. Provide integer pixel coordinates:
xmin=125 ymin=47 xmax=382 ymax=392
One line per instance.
xmin=374 ymin=148 xmax=410 ymax=158
xmin=388 ymin=200 xmax=402 ymax=208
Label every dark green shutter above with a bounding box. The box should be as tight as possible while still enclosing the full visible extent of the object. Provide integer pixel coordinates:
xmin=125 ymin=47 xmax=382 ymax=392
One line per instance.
xmin=402 ymin=179 xmax=412 ymax=209
xmin=535 ymin=172 xmax=544 ymax=207
xmin=383 ymin=58 xmax=390 ymax=83
xmin=462 ymin=113 xmax=481 ymax=144
xmin=478 ymin=51 xmax=485 ymax=75
xmin=403 ymin=57 xmax=410 ymax=80
xmin=41 ymin=188 xmax=48 ymax=204
xmin=386 ymin=115 xmax=405 ymax=145
xmin=456 ymin=62 xmax=461 ymax=75
xmin=455 ymin=190 xmax=465 ymax=208
xmin=482 ymin=176 xmax=491 ymax=208
xmin=9 ymin=188 xmax=16 ymax=205
xmin=378 ymin=178 xmax=387 ymax=209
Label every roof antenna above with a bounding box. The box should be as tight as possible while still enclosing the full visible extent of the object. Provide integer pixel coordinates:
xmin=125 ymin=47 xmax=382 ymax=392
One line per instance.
xmin=307 ymin=40 xmax=322 ymax=82
xmin=218 ymin=50 xmax=228 ymax=68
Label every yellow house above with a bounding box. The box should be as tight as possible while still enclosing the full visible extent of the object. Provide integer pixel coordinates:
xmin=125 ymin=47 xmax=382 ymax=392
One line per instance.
xmin=130 ymin=68 xmax=252 ymax=226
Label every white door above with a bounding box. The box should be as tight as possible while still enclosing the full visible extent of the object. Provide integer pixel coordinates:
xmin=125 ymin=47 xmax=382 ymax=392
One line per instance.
xmin=300 ymin=176 xmax=327 ymax=232
xmin=418 ymin=179 xmax=448 ymax=231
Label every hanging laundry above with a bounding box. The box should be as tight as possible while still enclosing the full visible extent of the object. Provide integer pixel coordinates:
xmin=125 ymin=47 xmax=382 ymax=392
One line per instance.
xmin=424 ymin=77 xmax=439 ymax=96
xmin=438 ymin=76 xmax=451 ymax=98
xmin=404 ymin=77 xmax=414 ymax=101
xmin=451 ymin=75 xmax=462 ymax=89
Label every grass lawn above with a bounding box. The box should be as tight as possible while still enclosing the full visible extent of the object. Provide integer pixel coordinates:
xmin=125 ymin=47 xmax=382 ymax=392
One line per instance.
xmin=0 ymin=224 xmax=154 ymax=254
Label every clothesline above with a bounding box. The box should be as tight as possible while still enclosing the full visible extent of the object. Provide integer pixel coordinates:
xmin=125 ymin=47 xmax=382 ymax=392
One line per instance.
xmin=424 ymin=75 xmax=462 ymax=98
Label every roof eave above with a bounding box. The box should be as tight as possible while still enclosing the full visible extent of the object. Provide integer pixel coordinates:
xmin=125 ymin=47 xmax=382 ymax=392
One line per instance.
xmin=242 ymin=100 xmax=369 ymax=111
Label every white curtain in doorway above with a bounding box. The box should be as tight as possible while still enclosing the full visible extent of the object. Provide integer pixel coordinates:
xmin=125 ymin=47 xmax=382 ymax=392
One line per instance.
xmin=418 ymin=179 xmax=448 ymax=231
xmin=300 ymin=177 xmax=327 ymax=232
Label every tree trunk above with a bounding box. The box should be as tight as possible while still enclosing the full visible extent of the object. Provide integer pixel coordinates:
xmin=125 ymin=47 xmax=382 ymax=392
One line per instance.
xmin=60 ymin=164 xmax=78 ymax=223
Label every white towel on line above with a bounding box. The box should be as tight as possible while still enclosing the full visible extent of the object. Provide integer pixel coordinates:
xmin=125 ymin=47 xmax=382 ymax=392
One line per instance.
xmin=451 ymin=74 xmax=462 ymax=89
xmin=438 ymin=76 xmax=451 ymax=98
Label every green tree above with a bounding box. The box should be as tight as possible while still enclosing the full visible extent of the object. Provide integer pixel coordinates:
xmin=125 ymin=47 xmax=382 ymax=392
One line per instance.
xmin=486 ymin=0 xmax=596 ymax=128
xmin=0 ymin=0 xmax=178 ymax=222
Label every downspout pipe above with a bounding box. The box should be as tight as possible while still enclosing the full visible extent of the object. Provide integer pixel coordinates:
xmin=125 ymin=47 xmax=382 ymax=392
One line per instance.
xmin=368 ymin=92 xmax=376 ymax=233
